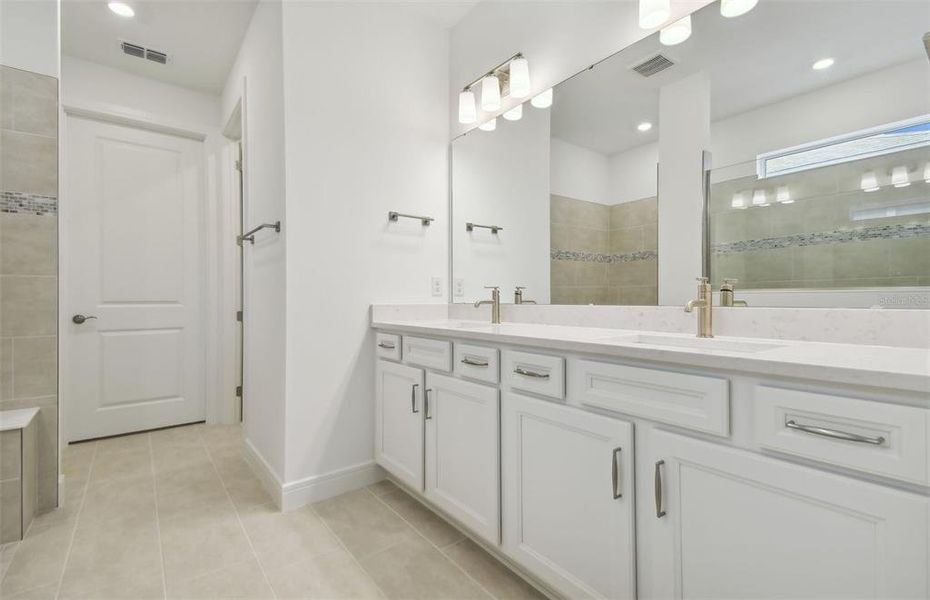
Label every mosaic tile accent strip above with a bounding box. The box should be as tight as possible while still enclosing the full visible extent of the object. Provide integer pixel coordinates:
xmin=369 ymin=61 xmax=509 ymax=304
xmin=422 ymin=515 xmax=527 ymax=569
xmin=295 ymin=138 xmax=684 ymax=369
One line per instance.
xmin=712 ymin=223 xmax=930 ymax=254
xmin=551 ymin=249 xmax=658 ymax=263
xmin=0 ymin=191 xmax=58 ymax=216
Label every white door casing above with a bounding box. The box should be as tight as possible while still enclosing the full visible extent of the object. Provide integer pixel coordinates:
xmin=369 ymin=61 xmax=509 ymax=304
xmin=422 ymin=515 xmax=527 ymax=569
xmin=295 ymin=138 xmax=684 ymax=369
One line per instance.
xmin=375 ymin=360 xmax=425 ymax=491
xmin=64 ymin=115 xmax=206 ymax=441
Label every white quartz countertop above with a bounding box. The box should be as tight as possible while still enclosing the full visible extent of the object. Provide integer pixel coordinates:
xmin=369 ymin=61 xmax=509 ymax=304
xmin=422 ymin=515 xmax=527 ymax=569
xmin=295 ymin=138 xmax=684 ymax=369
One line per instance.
xmin=371 ymin=318 xmax=930 ymax=396
xmin=0 ymin=407 xmax=40 ymax=432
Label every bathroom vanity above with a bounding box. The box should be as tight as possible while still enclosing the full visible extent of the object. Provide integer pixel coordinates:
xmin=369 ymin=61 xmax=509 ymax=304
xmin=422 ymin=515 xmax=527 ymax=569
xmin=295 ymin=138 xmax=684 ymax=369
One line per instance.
xmin=371 ymin=308 xmax=929 ymax=600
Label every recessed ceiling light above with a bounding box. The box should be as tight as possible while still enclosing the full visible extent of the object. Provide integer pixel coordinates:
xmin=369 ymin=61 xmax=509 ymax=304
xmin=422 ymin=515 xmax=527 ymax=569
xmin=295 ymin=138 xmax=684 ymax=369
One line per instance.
xmin=108 ymin=2 xmax=135 ymax=17
xmin=637 ymin=122 xmax=653 ymax=132
xmin=812 ymin=57 xmax=835 ymax=71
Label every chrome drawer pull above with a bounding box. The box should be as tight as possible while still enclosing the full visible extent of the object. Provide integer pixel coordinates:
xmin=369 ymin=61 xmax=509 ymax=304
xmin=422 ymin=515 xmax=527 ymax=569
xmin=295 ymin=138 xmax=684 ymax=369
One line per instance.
xmin=461 ymin=357 xmax=489 ymax=367
xmin=377 ymin=341 xmax=396 ymax=350
xmin=785 ymin=420 xmax=885 ymax=446
xmin=654 ymin=460 xmax=666 ymax=518
xmin=411 ymin=384 xmax=419 ymax=414
xmin=611 ymin=447 xmax=622 ymax=499
xmin=514 ymin=367 xmax=549 ymax=379
xmin=425 ymin=389 xmax=433 ymax=420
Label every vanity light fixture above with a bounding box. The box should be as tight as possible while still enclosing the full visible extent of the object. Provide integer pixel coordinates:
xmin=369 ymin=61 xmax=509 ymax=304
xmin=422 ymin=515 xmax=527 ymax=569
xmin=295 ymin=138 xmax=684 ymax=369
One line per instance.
xmin=720 ymin=0 xmax=758 ymax=18
xmin=479 ymin=118 xmax=497 ymax=132
xmin=892 ymin=165 xmax=911 ymax=188
xmin=637 ymin=121 xmax=653 ymax=132
xmin=509 ymin=57 xmax=531 ymax=99
xmin=108 ymin=1 xmax=135 ymax=17
xmin=923 ymin=162 xmax=930 ymax=183
xmin=639 ymin=0 xmax=671 ymax=29
xmin=731 ymin=192 xmax=747 ymax=209
xmin=503 ymin=104 xmax=523 ymax=121
xmin=660 ymin=15 xmax=692 ymax=46
xmin=752 ymin=189 xmax=769 ymax=206
xmin=860 ymin=171 xmax=880 ymax=192
xmin=812 ymin=57 xmax=835 ymax=71
xmin=776 ymin=186 xmax=793 ymax=203
xmin=458 ymin=90 xmax=477 ymax=124
xmin=531 ymin=88 xmax=553 ymax=109
xmin=481 ymin=75 xmax=501 ymax=112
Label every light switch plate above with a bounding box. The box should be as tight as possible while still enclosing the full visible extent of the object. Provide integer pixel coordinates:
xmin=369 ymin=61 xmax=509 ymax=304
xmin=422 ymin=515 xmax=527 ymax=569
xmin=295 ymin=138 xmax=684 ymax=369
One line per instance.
xmin=431 ymin=277 xmax=443 ymax=297
xmin=454 ymin=278 xmax=465 ymax=297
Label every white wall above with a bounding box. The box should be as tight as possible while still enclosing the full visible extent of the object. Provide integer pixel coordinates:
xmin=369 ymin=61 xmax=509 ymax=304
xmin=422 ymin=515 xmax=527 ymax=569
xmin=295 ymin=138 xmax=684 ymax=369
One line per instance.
xmin=279 ymin=2 xmax=449 ymax=495
xmin=550 ymin=137 xmax=609 ymax=205
xmin=0 ymin=0 xmax=58 ymax=77
xmin=453 ymin=107 xmax=551 ymax=304
xmin=221 ymin=0 xmax=288 ymax=481
xmin=608 ymin=142 xmax=659 ymax=205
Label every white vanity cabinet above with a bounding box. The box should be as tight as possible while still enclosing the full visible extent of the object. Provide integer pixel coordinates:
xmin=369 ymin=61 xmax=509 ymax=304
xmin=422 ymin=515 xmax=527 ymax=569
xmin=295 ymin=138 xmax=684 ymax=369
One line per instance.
xmin=424 ymin=373 xmax=500 ymax=544
xmin=644 ymin=429 xmax=929 ymax=600
xmin=375 ymin=360 xmax=425 ymax=491
xmin=502 ymin=392 xmax=636 ymax=600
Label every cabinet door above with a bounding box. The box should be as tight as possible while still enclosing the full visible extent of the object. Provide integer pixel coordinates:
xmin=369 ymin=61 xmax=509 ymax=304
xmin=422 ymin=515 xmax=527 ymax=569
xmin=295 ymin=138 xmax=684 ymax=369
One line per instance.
xmin=375 ymin=360 xmax=424 ymax=491
xmin=424 ymin=373 xmax=500 ymax=544
xmin=645 ymin=429 xmax=929 ymax=600
xmin=502 ymin=392 xmax=635 ymax=600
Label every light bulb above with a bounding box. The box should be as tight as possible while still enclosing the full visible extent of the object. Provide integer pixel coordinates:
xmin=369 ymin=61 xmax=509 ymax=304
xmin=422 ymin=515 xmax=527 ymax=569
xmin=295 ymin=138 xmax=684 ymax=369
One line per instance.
xmin=892 ymin=165 xmax=910 ymax=188
xmin=639 ymin=0 xmax=670 ymax=29
xmin=752 ymin=189 xmax=768 ymax=206
xmin=458 ymin=90 xmax=476 ymax=125
xmin=776 ymin=186 xmax=793 ymax=203
xmin=720 ymin=0 xmax=758 ymax=18
xmin=509 ymin=57 xmax=531 ymax=99
xmin=531 ymin=88 xmax=553 ymax=109
xmin=812 ymin=58 xmax=835 ymax=71
xmin=923 ymin=162 xmax=930 ymax=183
xmin=637 ymin=122 xmax=653 ymax=132
xmin=503 ymin=104 xmax=523 ymax=121
xmin=660 ymin=15 xmax=692 ymax=46
xmin=481 ymin=75 xmax=501 ymax=112
xmin=731 ymin=193 xmax=747 ymax=209
xmin=479 ymin=118 xmax=497 ymax=132
xmin=108 ymin=1 xmax=135 ymax=17
xmin=860 ymin=171 xmax=880 ymax=192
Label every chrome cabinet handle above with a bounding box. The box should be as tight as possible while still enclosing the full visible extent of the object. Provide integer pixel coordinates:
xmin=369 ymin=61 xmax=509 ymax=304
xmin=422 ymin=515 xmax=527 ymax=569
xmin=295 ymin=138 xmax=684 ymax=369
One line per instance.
xmin=425 ymin=389 xmax=433 ymax=420
xmin=785 ymin=420 xmax=885 ymax=446
xmin=611 ymin=447 xmax=622 ymax=499
xmin=377 ymin=341 xmax=396 ymax=349
xmin=461 ymin=357 xmax=489 ymax=367
xmin=411 ymin=384 xmax=419 ymax=413
xmin=654 ymin=460 xmax=666 ymax=518
xmin=72 ymin=314 xmax=97 ymax=324
xmin=514 ymin=367 xmax=549 ymax=379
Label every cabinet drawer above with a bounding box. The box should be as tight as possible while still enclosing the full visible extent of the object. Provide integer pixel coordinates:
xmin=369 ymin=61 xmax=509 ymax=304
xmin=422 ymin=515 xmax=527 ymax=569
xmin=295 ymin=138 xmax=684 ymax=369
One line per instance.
xmin=375 ymin=333 xmax=401 ymax=360
xmin=502 ymin=351 xmax=565 ymax=400
xmin=754 ymin=385 xmax=928 ymax=485
xmin=454 ymin=343 xmax=500 ymax=384
xmin=569 ymin=359 xmax=729 ymax=437
xmin=403 ymin=336 xmax=452 ymax=372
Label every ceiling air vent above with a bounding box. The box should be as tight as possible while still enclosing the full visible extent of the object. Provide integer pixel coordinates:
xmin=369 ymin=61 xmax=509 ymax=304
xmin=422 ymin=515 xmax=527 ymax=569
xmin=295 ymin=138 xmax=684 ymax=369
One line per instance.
xmin=632 ymin=54 xmax=674 ymax=77
xmin=119 ymin=41 xmax=169 ymax=65
xmin=120 ymin=41 xmax=145 ymax=59
xmin=145 ymin=49 xmax=167 ymax=64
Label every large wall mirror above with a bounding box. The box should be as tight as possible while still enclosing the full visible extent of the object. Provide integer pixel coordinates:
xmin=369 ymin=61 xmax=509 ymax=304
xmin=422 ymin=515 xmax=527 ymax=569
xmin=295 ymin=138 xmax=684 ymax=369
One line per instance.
xmin=451 ymin=0 xmax=930 ymax=308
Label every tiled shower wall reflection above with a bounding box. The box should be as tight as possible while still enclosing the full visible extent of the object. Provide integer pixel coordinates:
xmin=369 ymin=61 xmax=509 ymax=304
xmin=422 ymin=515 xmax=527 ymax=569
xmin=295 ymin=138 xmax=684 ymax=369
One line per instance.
xmin=0 ymin=66 xmax=59 ymax=512
xmin=550 ymin=195 xmax=658 ymax=305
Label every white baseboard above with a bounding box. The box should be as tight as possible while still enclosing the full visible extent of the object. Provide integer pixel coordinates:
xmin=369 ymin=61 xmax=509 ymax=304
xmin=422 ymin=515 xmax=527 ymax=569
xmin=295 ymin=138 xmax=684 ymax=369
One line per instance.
xmin=280 ymin=460 xmax=386 ymax=512
xmin=243 ymin=438 xmax=284 ymax=509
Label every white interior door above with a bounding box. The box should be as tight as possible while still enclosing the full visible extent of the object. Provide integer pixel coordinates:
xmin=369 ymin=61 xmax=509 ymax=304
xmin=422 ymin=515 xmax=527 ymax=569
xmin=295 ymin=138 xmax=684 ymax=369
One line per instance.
xmin=64 ymin=115 xmax=205 ymax=441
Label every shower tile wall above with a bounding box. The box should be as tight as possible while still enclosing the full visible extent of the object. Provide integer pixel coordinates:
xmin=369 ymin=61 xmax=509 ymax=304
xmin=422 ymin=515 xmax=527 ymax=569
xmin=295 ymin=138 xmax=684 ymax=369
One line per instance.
xmin=0 ymin=65 xmax=59 ymax=512
xmin=550 ymin=195 xmax=658 ymax=305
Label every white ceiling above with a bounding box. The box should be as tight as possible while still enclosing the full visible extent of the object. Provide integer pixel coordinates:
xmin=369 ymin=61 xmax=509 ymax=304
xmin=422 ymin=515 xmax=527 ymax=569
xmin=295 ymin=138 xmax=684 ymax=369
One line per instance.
xmin=399 ymin=1 xmax=480 ymax=29
xmin=61 ymin=0 xmax=258 ymax=94
xmin=551 ymin=0 xmax=930 ymax=156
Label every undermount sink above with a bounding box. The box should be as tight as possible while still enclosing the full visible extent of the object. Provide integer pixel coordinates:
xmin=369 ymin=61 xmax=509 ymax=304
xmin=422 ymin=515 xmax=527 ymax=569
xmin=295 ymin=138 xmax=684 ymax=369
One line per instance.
xmin=603 ymin=333 xmax=785 ymax=354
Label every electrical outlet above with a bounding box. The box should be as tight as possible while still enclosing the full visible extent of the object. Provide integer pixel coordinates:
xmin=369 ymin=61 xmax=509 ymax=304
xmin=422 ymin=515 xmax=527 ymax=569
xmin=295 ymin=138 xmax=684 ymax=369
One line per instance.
xmin=430 ymin=277 xmax=443 ymax=297
xmin=454 ymin=278 xmax=465 ymax=297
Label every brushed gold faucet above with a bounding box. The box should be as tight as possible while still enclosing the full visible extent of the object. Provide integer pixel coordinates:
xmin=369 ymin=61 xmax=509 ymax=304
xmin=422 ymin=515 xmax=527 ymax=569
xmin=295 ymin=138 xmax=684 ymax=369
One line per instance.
xmin=684 ymin=277 xmax=713 ymax=338
xmin=719 ymin=278 xmax=748 ymax=307
xmin=474 ymin=286 xmax=501 ymax=324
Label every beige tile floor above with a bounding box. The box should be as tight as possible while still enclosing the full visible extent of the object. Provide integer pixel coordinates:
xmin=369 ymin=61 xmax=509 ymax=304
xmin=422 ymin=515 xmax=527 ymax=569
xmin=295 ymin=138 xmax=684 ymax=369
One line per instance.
xmin=0 ymin=424 xmax=546 ymax=600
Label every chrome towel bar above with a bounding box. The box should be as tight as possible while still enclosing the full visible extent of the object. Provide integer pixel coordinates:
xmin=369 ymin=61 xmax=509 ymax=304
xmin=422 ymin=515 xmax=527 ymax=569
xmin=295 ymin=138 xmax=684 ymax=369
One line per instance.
xmin=388 ymin=211 xmax=434 ymax=226
xmin=466 ymin=222 xmax=503 ymax=234
xmin=238 ymin=221 xmax=281 ymax=245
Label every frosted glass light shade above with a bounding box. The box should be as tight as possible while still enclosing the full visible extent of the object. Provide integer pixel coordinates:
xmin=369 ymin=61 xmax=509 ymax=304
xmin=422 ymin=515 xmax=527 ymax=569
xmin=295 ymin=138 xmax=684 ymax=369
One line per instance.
xmin=531 ymin=88 xmax=553 ymax=109
xmin=481 ymin=75 xmax=501 ymax=112
xmin=892 ymin=165 xmax=910 ymax=188
xmin=923 ymin=162 xmax=930 ymax=183
xmin=479 ymin=118 xmax=497 ymax=132
xmin=639 ymin=0 xmax=670 ymax=28
xmin=503 ymin=104 xmax=523 ymax=121
xmin=776 ymin=186 xmax=793 ymax=203
xmin=458 ymin=90 xmax=477 ymax=124
xmin=108 ymin=2 xmax=135 ymax=17
xmin=860 ymin=171 xmax=880 ymax=192
xmin=660 ymin=15 xmax=692 ymax=46
xmin=720 ymin=0 xmax=758 ymax=18
xmin=731 ymin=193 xmax=747 ymax=209
xmin=509 ymin=58 xmax=531 ymax=99
xmin=752 ymin=189 xmax=768 ymax=206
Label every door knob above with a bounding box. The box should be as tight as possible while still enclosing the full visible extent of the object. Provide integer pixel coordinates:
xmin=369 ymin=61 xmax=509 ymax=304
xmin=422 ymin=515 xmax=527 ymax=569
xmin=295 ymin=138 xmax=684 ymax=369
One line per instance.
xmin=72 ymin=314 xmax=97 ymax=324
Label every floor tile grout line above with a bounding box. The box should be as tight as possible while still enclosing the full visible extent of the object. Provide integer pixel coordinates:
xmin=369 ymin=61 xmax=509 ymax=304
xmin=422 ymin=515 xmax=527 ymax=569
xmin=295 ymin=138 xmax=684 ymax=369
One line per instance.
xmin=148 ymin=432 xmax=169 ymax=600
xmin=51 ymin=438 xmax=99 ymax=600
xmin=200 ymin=429 xmax=278 ymax=599
xmin=364 ymin=485 xmax=500 ymax=600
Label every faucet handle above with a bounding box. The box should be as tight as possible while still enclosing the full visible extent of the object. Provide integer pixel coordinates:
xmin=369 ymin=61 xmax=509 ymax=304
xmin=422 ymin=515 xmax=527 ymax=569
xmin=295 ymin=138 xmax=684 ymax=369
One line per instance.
xmin=696 ymin=276 xmax=709 ymax=283
xmin=484 ymin=286 xmax=500 ymax=290
xmin=723 ymin=278 xmax=738 ymax=285
xmin=515 ymin=286 xmax=526 ymax=291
